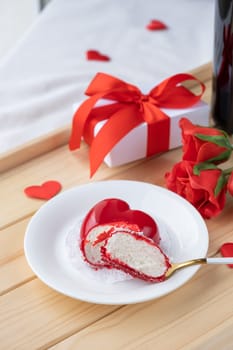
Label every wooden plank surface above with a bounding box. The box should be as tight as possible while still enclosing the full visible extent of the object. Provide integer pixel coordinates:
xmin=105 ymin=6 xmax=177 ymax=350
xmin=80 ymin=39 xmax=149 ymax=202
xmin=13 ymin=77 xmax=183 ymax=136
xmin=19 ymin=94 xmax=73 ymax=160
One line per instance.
xmin=1 ymin=62 xmax=233 ymax=350
xmin=1 ymin=280 xmax=121 ymax=350
xmin=49 ymin=265 xmax=233 ymax=350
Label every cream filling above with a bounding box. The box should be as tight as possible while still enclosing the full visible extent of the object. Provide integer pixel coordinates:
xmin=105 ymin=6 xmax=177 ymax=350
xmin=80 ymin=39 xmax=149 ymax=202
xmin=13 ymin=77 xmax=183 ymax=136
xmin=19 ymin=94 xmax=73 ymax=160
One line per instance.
xmin=105 ymin=233 xmax=167 ymax=277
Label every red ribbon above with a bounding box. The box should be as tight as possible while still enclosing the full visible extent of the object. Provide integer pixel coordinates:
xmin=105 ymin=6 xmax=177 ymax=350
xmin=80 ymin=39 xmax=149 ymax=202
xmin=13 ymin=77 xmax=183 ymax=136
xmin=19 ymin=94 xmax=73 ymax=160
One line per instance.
xmin=69 ymin=72 xmax=205 ymax=176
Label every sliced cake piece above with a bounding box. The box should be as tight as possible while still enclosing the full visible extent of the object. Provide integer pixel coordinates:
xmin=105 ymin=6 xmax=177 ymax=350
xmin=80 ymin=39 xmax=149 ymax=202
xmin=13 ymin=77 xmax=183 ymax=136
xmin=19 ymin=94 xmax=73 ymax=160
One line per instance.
xmin=101 ymin=231 xmax=171 ymax=282
xmin=80 ymin=222 xmax=141 ymax=268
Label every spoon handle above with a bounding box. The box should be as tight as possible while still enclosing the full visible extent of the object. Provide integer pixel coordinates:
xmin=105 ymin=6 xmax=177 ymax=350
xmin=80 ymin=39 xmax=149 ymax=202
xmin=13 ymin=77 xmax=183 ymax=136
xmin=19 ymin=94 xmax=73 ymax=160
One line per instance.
xmin=206 ymin=257 xmax=233 ymax=264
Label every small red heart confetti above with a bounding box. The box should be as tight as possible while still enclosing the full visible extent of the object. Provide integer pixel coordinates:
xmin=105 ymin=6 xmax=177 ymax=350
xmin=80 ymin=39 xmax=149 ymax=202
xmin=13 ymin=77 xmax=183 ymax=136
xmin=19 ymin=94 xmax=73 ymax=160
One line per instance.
xmin=146 ymin=19 xmax=168 ymax=31
xmin=86 ymin=50 xmax=110 ymax=61
xmin=220 ymin=242 xmax=233 ymax=268
xmin=24 ymin=180 xmax=62 ymax=200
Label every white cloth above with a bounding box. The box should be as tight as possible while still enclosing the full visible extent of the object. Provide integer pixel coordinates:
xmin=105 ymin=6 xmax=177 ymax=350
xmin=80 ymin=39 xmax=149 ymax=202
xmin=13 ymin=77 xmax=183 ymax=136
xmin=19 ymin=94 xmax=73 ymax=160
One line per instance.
xmin=0 ymin=0 xmax=215 ymax=154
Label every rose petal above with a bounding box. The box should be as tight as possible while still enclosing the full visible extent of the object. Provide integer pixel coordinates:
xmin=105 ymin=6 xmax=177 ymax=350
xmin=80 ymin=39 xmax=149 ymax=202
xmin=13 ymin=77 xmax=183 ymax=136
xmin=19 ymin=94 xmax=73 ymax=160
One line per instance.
xmin=220 ymin=242 xmax=233 ymax=268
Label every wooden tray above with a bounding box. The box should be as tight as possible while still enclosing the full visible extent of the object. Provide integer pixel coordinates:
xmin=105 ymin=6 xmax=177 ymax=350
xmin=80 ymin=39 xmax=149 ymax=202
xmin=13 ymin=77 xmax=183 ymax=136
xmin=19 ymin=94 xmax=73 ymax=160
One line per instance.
xmin=1 ymin=62 xmax=233 ymax=350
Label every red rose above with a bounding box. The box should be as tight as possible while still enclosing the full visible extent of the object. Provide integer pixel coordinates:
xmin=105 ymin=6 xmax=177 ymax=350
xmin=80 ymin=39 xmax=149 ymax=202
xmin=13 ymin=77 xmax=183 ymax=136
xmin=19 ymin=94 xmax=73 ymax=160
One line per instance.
xmin=165 ymin=160 xmax=227 ymax=219
xmin=180 ymin=118 xmax=232 ymax=164
xmin=227 ymin=171 xmax=233 ymax=196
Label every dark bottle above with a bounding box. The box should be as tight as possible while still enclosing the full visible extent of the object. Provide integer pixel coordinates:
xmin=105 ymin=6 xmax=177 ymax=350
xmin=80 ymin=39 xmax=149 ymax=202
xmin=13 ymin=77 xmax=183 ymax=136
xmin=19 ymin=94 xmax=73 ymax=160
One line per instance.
xmin=211 ymin=0 xmax=233 ymax=134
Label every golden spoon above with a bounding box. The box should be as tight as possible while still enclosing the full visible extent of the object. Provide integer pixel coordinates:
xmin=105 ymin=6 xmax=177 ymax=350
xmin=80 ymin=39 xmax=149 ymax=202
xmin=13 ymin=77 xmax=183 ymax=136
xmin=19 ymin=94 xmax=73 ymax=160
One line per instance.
xmin=165 ymin=257 xmax=233 ymax=279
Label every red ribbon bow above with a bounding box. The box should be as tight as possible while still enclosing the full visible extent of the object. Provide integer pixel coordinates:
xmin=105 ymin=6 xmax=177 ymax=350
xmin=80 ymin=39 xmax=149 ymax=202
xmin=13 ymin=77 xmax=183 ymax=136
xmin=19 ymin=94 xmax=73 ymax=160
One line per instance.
xmin=69 ymin=72 xmax=205 ymax=176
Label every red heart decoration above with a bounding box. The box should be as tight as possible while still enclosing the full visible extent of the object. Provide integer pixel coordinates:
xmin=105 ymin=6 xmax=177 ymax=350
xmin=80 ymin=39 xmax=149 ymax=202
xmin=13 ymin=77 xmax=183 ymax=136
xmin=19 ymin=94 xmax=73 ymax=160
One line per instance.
xmin=220 ymin=242 xmax=233 ymax=268
xmin=146 ymin=19 xmax=167 ymax=31
xmin=24 ymin=181 xmax=62 ymax=200
xmin=86 ymin=50 xmax=110 ymax=61
xmin=80 ymin=198 xmax=159 ymax=244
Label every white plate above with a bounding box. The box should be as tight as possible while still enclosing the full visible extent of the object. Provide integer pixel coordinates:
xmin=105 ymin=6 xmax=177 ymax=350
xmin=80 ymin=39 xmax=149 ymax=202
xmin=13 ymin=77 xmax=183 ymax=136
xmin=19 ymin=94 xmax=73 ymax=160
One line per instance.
xmin=24 ymin=180 xmax=209 ymax=305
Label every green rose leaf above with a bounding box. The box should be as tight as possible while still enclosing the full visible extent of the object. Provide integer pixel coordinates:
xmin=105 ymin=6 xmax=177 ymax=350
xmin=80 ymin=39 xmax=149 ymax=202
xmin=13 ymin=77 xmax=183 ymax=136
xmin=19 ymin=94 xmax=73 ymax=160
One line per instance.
xmin=195 ymin=133 xmax=233 ymax=150
xmin=214 ymin=173 xmax=227 ymax=197
xmin=193 ymin=162 xmax=218 ymax=176
xmin=205 ymin=149 xmax=232 ymax=164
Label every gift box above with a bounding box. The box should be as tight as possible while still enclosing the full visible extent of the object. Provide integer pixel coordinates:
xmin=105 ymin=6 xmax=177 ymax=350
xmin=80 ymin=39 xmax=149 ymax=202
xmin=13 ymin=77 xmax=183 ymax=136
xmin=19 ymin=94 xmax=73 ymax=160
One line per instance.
xmin=69 ymin=72 xmax=209 ymax=176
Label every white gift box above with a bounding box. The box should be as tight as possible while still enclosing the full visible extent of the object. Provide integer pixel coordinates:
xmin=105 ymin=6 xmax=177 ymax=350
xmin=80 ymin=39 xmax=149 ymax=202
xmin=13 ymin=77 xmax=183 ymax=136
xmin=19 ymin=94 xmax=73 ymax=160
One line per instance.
xmin=73 ymin=100 xmax=209 ymax=167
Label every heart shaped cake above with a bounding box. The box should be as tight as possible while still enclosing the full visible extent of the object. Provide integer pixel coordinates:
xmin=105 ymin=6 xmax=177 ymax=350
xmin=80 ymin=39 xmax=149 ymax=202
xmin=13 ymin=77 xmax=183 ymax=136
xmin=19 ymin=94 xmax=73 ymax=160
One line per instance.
xmin=80 ymin=198 xmax=159 ymax=243
xmin=79 ymin=198 xmax=168 ymax=281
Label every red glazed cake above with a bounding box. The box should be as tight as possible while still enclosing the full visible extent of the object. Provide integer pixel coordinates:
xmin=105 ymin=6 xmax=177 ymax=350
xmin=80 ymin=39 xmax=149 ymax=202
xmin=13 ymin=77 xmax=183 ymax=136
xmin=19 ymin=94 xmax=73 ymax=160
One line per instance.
xmin=79 ymin=198 xmax=169 ymax=282
xmin=80 ymin=198 xmax=160 ymax=244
